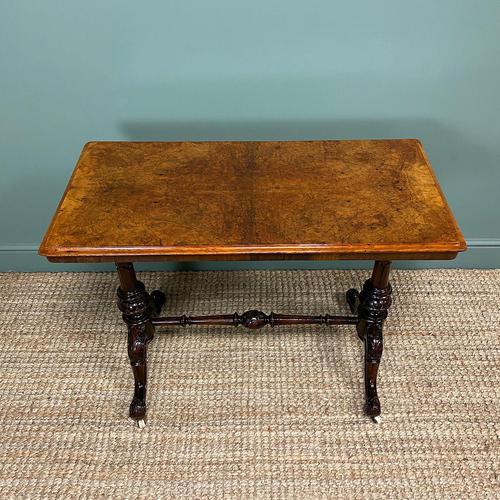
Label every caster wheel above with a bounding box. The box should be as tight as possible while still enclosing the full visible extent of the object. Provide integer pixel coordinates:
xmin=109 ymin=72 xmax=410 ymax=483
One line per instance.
xmin=137 ymin=419 xmax=146 ymax=429
xmin=372 ymin=415 xmax=382 ymax=424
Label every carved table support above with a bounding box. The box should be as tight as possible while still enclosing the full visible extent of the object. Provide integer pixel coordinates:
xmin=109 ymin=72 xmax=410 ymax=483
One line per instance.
xmin=116 ymin=262 xmax=165 ymax=427
xmin=116 ymin=260 xmax=393 ymax=426
xmin=347 ymin=260 xmax=392 ymax=422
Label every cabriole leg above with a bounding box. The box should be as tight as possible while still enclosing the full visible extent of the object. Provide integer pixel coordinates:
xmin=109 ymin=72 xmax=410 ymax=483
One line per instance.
xmin=116 ymin=262 xmax=162 ymax=427
xmin=356 ymin=261 xmax=392 ymax=422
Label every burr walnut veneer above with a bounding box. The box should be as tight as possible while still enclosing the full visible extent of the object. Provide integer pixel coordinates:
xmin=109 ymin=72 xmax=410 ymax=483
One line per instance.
xmin=39 ymin=139 xmax=466 ymax=427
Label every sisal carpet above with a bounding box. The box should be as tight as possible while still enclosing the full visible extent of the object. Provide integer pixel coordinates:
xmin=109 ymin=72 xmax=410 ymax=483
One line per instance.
xmin=0 ymin=269 xmax=498 ymax=498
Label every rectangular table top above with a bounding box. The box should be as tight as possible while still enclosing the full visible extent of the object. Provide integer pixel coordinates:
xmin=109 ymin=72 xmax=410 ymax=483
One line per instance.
xmin=39 ymin=139 xmax=466 ymax=262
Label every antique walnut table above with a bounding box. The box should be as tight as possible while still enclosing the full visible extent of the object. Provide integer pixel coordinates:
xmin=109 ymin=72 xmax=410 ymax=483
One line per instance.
xmin=39 ymin=139 xmax=466 ymax=427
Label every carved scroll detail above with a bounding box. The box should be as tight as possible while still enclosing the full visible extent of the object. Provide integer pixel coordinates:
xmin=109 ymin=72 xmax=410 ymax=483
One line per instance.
xmin=117 ymin=281 xmax=151 ymax=326
xmin=358 ymin=280 xmax=392 ymax=326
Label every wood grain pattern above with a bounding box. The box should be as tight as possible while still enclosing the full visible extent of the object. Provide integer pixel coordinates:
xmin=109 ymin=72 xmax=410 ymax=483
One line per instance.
xmin=39 ymin=140 xmax=466 ymax=262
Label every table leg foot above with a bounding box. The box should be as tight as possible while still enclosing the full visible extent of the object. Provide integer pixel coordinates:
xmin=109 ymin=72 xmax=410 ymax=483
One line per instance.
xmin=130 ymin=397 xmax=147 ymax=421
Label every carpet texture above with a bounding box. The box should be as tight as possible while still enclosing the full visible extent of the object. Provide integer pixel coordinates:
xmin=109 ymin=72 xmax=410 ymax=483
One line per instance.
xmin=0 ymin=269 xmax=498 ymax=498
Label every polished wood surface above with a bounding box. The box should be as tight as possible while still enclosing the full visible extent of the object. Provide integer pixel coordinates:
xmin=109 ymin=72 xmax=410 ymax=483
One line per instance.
xmin=39 ymin=140 xmax=466 ymax=262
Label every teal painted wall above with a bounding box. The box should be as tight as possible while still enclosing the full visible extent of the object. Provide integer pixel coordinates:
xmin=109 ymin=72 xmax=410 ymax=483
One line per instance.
xmin=1 ymin=1 xmax=499 ymax=271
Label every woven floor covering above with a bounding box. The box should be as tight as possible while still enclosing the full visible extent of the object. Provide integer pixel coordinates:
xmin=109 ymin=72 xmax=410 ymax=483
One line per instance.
xmin=1 ymin=269 xmax=499 ymax=498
